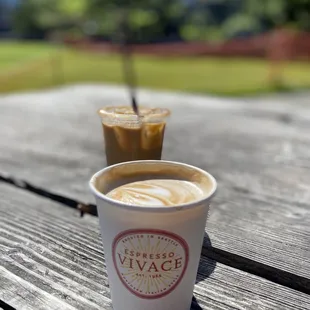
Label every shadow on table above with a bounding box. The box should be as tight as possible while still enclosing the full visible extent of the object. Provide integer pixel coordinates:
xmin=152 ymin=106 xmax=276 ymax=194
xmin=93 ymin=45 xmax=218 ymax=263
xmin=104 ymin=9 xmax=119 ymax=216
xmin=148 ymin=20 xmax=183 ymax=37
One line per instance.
xmin=191 ymin=296 xmax=203 ymax=310
xmin=191 ymin=232 xmax=216 ymax=310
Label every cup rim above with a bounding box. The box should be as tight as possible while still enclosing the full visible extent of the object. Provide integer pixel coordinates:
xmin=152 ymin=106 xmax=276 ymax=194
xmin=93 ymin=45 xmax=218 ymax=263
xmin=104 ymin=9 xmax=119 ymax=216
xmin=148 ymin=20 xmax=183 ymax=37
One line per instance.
xmin=89 ymin=160 xmax=217 ymax=213
xmin=97 ymin=106 xmax=170 ymax=122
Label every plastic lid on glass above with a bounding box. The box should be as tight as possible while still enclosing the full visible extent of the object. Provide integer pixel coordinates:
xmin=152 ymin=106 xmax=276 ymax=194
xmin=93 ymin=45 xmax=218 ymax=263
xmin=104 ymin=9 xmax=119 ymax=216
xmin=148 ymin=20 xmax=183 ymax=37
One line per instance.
xmin=98 ymin=106 xmax=170 ymax=124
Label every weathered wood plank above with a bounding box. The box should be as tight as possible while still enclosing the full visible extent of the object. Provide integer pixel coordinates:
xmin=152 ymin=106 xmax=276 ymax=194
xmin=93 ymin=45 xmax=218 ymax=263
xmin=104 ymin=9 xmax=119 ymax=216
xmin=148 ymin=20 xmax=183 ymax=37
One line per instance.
xmin=1 ymin=85 xmax=310 ymax=202
xmin=1 ymin=183 xmax=310 ymax=310
xmin=0 ymin=267 xmax=77 ymax=310
xmin=1 ymin=85 xmax=310 ymax=280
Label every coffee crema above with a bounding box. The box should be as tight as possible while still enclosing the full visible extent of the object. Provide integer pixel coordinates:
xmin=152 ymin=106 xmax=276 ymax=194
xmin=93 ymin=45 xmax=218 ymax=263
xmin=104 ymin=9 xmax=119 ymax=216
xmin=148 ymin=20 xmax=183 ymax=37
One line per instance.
xmin=106 ymin=179 xmax=205 ymax=207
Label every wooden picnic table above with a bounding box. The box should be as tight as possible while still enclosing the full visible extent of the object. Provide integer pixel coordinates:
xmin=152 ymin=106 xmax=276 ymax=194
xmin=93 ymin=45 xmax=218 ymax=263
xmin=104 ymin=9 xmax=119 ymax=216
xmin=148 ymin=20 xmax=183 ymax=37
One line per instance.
xmin=1 ymin=85 xmax=310 ymax=310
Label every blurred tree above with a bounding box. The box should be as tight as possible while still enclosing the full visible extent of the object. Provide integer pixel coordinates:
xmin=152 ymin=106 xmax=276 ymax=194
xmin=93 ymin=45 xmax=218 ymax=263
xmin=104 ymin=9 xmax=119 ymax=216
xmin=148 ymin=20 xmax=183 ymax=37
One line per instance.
xmin=181 ymin=0 xmax=310 ymax=42
xmin=223 ymin=0 xmax=310 ymax=37
xmin=13 ymin=0 xmax=187 ymax=43
xmin=13 ymin=0 xmax=88 ymax=38
xmin=13 ymin=0 xmax=45 ymax=38
xmin=12 ymin=0 xmax=310 ymax=43
xmin=286 ymin=0 xmax=310 ymax=31
xmin=85 ymin=0 xmax=186 ymax=43
xmin=180 ymin=1 xmax=232 ymax=42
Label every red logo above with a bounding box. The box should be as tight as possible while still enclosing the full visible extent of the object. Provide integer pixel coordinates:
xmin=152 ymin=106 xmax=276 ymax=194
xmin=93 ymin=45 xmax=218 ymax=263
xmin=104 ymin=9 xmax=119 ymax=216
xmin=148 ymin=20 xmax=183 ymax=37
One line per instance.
xmin=112 ymin=229 xmax=189 ymax=299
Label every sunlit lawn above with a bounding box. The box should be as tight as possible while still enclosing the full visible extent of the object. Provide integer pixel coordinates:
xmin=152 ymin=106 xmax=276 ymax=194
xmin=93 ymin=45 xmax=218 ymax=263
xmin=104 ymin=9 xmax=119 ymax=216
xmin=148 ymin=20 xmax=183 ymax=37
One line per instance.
xmin=0 ymin=41 xmax=59 ymax=71
xmin=1 ymin=41 xmax=310 ymax=96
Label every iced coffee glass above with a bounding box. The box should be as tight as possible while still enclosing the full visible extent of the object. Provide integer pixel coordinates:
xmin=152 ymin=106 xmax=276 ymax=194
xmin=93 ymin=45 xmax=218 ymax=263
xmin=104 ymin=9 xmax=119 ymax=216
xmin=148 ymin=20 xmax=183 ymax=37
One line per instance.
xmin=98 ymin=106 xmax=170 ymax=166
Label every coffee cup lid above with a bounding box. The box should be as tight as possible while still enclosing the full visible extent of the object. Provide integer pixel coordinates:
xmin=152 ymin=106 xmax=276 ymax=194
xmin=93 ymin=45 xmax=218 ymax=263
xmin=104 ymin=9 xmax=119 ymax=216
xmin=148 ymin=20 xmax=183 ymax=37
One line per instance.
xmin=98 ymin=106 xmax=170 ymax=123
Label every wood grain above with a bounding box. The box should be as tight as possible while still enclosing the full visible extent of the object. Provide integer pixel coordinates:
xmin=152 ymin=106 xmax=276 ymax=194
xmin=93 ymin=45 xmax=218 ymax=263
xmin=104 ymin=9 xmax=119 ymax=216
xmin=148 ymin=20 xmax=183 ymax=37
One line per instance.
xmin=1 ymin=85 xmax=310 ymax=280
xmin=1 ymin=85 xmax=310 ymax=201
xmin=1 ymin=183 xmax=310 ymax=310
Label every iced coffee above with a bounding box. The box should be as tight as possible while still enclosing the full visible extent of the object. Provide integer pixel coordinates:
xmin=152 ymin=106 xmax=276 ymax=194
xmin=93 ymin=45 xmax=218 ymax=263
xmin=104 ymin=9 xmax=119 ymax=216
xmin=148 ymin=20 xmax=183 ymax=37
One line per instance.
xmin=98 ymin=106 xmax=170 ymax=166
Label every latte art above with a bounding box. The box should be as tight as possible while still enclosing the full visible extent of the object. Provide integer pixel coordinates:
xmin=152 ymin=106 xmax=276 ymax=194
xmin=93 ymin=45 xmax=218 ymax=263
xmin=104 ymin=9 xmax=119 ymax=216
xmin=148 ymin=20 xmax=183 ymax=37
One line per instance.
xmin=106 ymin=179 xmax=204 ymax=206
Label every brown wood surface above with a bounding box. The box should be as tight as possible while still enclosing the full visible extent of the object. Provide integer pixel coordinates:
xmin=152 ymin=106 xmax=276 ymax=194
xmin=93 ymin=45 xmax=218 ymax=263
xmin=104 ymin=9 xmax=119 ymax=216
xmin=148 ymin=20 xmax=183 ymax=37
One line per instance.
xmin=1 ymin=183 xmax=310 ymax=310
xmin=1 ymin=86 xmax=310 ymax=287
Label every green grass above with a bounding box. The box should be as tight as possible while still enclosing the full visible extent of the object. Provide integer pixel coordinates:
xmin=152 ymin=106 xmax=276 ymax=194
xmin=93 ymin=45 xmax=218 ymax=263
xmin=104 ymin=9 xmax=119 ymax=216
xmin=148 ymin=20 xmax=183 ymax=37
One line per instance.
xmin=1 ymin=41 xmax=310 ymax=96
xmin=0 ymin=41 xmax=58 ymax=71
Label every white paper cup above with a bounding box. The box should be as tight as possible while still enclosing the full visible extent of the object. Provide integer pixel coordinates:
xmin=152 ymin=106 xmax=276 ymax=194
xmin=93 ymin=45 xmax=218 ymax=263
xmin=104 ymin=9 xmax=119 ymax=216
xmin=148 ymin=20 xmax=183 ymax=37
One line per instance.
xmin=89 ymin=160 xmax=217 ymax=310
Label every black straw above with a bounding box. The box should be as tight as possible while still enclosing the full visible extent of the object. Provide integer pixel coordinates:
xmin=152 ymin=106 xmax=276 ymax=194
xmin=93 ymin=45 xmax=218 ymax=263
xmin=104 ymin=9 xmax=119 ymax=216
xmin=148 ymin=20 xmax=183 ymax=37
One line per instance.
xmin=119 ymin=8 xmax=139 ymax=115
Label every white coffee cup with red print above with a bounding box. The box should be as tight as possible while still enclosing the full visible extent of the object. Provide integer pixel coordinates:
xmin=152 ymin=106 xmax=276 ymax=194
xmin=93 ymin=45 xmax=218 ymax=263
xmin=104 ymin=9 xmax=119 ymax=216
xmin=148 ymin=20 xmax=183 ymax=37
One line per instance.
xmin=90 ymin=160 xmax=217 ymax=310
